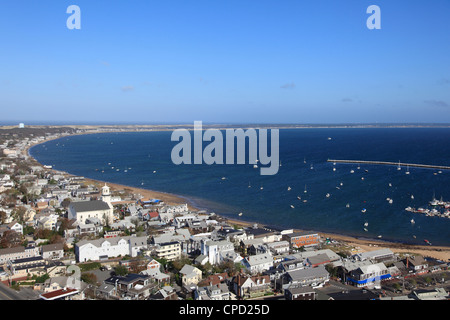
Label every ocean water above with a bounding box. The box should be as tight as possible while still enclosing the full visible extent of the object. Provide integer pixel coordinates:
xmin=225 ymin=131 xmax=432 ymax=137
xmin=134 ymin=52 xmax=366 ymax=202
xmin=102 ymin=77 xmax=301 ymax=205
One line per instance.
xmin=30 ymin=128 xmax=450 ymax=246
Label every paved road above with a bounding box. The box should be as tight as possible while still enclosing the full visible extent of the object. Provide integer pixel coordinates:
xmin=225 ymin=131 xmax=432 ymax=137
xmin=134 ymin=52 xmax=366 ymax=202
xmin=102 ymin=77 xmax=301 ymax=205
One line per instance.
xmin=0 ymin=283 xmax=41 ymax=300
xmin=0 ymin=283 xmax=24 ymax=300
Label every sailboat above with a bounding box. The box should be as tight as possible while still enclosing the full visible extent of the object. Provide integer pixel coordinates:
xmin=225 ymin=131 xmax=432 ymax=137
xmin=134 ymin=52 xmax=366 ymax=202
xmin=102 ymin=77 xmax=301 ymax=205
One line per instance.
xmin=397 ymin=161 xmax=401 ymax=171
xmin=405 ymin=165 xmax=410 ymax=175
xmin=287 ymin=186 xmax=291 ymax=191
xmin=304 ymin=185 xmax=307 ymax=193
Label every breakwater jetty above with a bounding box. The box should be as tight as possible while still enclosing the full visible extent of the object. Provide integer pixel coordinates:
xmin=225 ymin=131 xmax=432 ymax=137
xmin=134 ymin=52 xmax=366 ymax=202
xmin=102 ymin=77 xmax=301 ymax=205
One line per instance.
xmin=327 ymin=159 xmax=450 ymax=170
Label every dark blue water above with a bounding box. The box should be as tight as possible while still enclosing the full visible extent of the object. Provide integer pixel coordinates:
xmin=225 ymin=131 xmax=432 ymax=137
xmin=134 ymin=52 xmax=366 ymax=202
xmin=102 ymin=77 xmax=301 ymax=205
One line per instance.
xmin=29 ymin=128 xmax=450 ymax=246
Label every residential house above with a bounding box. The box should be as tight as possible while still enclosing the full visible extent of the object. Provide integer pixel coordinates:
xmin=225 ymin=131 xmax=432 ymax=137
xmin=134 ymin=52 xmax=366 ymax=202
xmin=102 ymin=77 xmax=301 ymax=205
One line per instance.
xmin=154 ymin=241 xmax=181 ymax=261
xmin=232 ymin=274 xmax=271 ymax=299
xmin=266 ymin=241 xmax=290 ymax=255
xmin=140 ymin=259 xmax=170 ymax=285
xmin=284 ymin=285 xmax=316 ymax=300
xmin=242 ymin=252 xmax=274 ymax=274
xmin=148 ymin=285 xmax=179 ymax=300
xmin=406 ymin=256 xmax=428 ymax=274
xmin=201 ymin=239 xmax=241 ymax=265
xmin=244 ymin=226 xmax=281 ymax=243
xmin=284 ymin=264 xmax=330 ymax=288
xmin=41 ymin=243 xmax=64 ymax=260
xmin=195 ymin=283 xmax=230 ymax=300
xmin=179 ymin=264 xmax=202 ymax=288
xmin=104 ymin=273 xmax=154 ymax=300
xmin=352 ymin=248 xmax=396 ymax=263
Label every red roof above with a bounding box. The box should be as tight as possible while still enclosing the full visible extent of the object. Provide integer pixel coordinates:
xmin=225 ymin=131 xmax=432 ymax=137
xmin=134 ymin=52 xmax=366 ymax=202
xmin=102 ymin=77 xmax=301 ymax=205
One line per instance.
xmin=147 ymin=211 xmax=159 ymax=218
xmin=40 ymin=288 xmax=79 ymax=300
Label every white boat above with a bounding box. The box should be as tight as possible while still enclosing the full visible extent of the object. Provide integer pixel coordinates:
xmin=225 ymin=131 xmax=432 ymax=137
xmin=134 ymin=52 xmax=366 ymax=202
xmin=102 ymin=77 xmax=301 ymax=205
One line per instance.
xmin=340 ymin=182 xmax=344 ymax=186
xmin=346 ymin=203 xmax=350 ymax=208
xmin=304 ymin=185 xmax=307 ymax=193
xmin=364 ymin=228 xmax=368 ymax=232
xmin=221 ymin=177 xmax=226 ymax=180
xmin=326 ymin=193 xmax=330 ymax=198
xmin=430 ymin=198 xmax=439 ymax=206
xmin=297 ymin=196 xmax=301 ymax=200
xmin=361 ymin=208 xmax=367 ymax=213
xmin=238 ymin=212 xmax=243 ymax=216
xmin=303 ymin=200 xmax=308 ymax=203
xmin=333 ymin=167 xmax=336 ymax=171
xmin=377 ymin=235 xmax=382 ymax=238
xmin=411 ymin=195 xmax=414 ymax=200
xmin=361 ymin=177 xmax=364 ymax=180
xmin=364 ymin=222 xmax=369 ymax=227
xmin=397 ymin=161 xmax=401 ymax=170
xmin=350 ymin=170 xmax=354 ymax=173
xmin=388 ymin=183 xmax=392 ymax=187
xmin=410 ymin=219 xmax=415 ymax=224
xmin=290 ymin=205 xmax=295 ymax=209
xmin=405 ymin=165 xmax=410 ymax=175
xmin=253 ymin=164 xmax=258 ymax=169
xmin=287 ymin=186 xmax=291 ymax=191
xmin=153 ymin=170 xmax=157 ymax=173
xmin=389 ymin=199 xmax=393 ymax=204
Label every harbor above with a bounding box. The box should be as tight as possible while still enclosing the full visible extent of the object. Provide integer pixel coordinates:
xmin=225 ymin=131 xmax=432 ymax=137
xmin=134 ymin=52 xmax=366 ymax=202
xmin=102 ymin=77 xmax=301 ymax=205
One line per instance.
xmin=405 ymin=197 xmax=450 ymax=219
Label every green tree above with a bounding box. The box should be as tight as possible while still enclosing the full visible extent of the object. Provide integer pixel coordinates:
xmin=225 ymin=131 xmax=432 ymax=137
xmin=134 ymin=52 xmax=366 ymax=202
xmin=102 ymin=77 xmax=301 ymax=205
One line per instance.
xmin=115 ymin=265 xmax=129 ymax=276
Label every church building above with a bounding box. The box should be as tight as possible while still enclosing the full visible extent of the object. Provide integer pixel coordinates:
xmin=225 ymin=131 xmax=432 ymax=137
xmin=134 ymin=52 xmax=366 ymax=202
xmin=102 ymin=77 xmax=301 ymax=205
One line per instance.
xmin=68 ymin=184 xmax=114 ymax=225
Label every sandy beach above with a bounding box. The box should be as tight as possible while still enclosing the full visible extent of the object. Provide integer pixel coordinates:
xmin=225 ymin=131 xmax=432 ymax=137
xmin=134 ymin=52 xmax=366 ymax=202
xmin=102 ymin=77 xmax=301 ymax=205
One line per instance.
xmin=25 ymin=132 xmax=450 ymax=263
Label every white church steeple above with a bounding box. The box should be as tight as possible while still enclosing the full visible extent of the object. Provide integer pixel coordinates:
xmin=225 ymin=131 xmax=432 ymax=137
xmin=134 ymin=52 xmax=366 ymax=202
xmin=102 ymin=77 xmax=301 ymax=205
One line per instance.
xmin=101 ymin=184 xmax=111 ymax=204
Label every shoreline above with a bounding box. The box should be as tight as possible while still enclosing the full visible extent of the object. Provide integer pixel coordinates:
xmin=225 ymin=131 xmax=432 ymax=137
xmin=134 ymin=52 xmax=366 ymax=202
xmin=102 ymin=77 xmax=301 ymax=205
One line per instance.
xmin=25 ymin=131 xmax=450 ymax=262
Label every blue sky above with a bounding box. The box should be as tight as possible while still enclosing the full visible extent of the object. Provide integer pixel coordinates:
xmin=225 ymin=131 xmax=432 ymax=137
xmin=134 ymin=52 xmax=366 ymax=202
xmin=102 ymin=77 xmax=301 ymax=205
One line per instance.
xmin=0 ymin=0 xmax=449 ymax=124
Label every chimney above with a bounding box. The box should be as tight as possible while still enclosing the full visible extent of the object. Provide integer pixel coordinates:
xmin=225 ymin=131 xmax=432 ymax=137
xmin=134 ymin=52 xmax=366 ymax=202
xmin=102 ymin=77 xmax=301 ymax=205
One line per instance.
xmin=406 ymin=257 xmax=409 ymax=269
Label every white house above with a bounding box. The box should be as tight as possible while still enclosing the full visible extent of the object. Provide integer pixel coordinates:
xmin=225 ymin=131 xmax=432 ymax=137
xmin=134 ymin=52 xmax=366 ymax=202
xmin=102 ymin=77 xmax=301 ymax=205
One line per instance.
xmin=201 ymin=239 xmax=241 ymax=265
xmin=75 ymin=235 xmax=147 ymax=262
xmin=7 ymin=221 xmax=23 ymax=235
xmin=242 ymin=252 xmax=274 ymax=274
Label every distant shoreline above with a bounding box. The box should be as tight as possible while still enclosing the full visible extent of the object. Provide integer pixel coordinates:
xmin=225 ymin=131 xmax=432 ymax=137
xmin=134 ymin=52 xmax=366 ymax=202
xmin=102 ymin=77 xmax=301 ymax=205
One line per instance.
xmin=4 ymin=122 xmax=450 ymax=133
xmin=24 ymin=126 xmax=450 ymax=262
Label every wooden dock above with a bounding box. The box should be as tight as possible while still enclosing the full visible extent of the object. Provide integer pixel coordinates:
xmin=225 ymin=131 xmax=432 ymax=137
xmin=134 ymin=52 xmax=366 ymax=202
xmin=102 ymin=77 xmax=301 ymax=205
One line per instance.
xmin=327 ymin=159 xmax=450 ymax=170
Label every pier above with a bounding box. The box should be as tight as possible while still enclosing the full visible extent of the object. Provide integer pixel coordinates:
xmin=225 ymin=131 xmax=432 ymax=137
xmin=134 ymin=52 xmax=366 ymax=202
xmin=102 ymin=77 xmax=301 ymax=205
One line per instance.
xmin=327 ymin=159 xmax=450 ymax=170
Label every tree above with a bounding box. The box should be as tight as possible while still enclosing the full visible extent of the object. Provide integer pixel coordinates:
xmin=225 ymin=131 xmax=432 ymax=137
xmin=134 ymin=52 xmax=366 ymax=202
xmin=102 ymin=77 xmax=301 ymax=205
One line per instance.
xmin=81 ymin=272 xmax=98 ymax=285
xmin=115 ymin=265 xmax=129 ymax=276
xmin=0 ymin=230 xmax=23 ymax=248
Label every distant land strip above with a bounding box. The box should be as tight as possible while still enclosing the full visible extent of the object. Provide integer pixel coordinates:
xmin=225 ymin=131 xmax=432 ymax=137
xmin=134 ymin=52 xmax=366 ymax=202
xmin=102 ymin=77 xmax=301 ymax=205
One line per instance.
xmin=327 ymin=159 xmax=450 ymax=170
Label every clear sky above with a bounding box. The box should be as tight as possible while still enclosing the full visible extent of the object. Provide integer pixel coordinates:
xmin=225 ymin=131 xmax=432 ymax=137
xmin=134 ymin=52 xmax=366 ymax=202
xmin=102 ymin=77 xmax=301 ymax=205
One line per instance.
xmin=0 ymin=0 xmax=449 ymax=124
